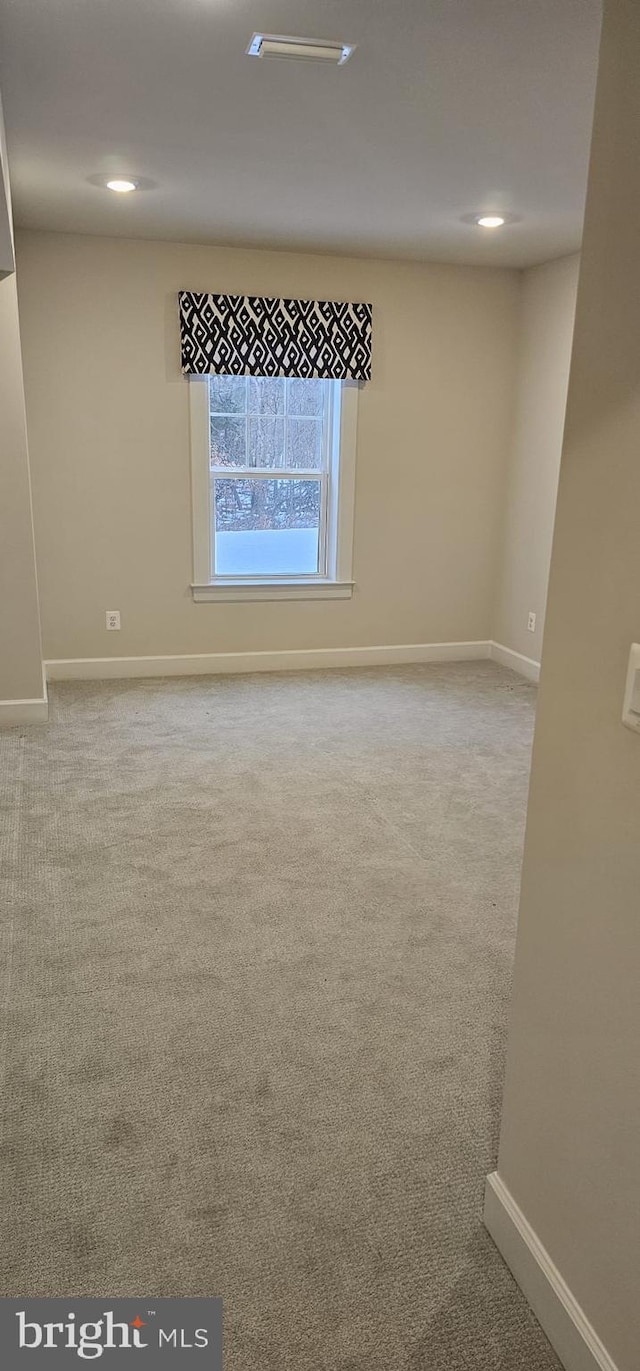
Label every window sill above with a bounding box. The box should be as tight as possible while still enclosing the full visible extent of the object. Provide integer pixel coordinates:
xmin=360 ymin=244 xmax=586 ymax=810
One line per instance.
xmin=191 ymin=580 xmax=354 ymax=603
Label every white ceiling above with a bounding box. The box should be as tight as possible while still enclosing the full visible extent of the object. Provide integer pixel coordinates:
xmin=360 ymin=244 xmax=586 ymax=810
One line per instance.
xmin=0 ymin=0 xmax=602 ymax=267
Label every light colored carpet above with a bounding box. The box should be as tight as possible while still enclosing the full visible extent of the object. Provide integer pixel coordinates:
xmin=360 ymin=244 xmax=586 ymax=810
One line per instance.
xmin=0 ymin=662 xmax=560 ymax=1369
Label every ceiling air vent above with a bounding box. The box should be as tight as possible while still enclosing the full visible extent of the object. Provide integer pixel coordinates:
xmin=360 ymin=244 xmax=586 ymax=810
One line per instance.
xmin=247 ymin=34 xmax=355 ymax=65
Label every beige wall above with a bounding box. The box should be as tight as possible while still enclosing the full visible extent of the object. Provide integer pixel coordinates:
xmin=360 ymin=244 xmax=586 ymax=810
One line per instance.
xmin=493 ymin=255 xmax=579 ymax=663
xmin=0 ymin=92 xmax=16 ymax=277
xmin=15 ymin=230 xmax=520 ymax=661
xmin=0 ymin=267 xmax=44 ymax=704
xmin=0 ymin=87 xmax=43 ymax=707
xmin=495 ymin=1 xmax=640 ymax=1366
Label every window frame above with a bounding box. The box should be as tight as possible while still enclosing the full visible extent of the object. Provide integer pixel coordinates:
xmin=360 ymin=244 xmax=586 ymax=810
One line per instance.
xmin=189 ymin=375 xmax=358 ymax=602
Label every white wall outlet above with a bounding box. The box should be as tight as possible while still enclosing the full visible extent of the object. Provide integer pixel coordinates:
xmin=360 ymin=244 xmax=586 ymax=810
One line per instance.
xmin=106 ymin=610 xmax=121 ymax=630
xmin=527 ymin=611 xmax=537 ymax=632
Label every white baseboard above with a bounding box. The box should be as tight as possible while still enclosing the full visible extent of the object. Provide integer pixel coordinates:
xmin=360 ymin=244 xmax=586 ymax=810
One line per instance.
xmin=484 ymin=1172 xmax=618 ymax=1371
xmin=43 ymin=641 xmax=541 ymax=686
xmin=45 ymin=640 xmax=493 ymax=682
xmin=490 ymin=641 xmax=540 ymax=682
xmin=0 ymin=695 xmax=48 ymax=726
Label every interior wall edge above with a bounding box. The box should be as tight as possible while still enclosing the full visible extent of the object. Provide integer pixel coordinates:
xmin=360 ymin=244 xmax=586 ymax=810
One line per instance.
xmin=484 ymin=1172 xmax=620 ymax=1371
xmin=491 ymin=254 xmax=580 ymax=663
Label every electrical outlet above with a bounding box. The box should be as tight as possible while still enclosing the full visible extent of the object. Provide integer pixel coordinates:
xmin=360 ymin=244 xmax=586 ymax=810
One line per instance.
xmin=106 ymin=610 xmax=121 ymax=631
xmin=527 ymin=611 xmax=536 ymax=633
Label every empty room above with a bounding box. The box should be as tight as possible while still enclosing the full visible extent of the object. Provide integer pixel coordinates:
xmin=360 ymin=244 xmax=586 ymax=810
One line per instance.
xmin=2 ymin=1 xmax=639 ymax=1368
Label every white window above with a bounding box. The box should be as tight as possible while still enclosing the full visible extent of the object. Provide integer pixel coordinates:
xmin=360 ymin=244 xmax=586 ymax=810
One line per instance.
xmin=189 ymin=374 xmax=358 ymax=601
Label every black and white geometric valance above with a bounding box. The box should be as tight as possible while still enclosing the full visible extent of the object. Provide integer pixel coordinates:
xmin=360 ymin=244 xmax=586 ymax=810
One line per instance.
xmin=179 ymin=292 xmax=372 ymax=381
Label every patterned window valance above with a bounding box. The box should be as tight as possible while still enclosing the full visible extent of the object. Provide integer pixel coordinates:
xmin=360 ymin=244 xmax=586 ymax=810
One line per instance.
xmin=179 ymin=292 xmax=372 ymax=381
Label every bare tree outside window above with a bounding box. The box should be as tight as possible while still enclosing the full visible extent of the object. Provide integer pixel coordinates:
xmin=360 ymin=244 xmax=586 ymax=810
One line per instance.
xmin=209 ymin=376 xmax=331 ymax=576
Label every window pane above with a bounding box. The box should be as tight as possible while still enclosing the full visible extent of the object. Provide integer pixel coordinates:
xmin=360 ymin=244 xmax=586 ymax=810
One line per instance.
xmin=210 ymin=415 xmax=246 ymax=468
xmin=214 ymin=478 xmax=321 ymax=575
xmin=287 ymin=377 xmax=325 ymax=416
xmin=248 ymin=377 xmax=285 ymax=415
xmin=287 ymin=417 xmax=323 ymax=469
xmin=209 ymin=375 xmax=246 ymax=414
xmin=248 ymin=415 xmax=285 ymax=468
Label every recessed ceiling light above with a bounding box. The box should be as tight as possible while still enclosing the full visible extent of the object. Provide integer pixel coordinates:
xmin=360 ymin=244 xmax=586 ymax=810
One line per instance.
xmin=460 ymin=210 xmax=521 ymax=230
xmin=247 ymin=33 xmax=355 ymax=65
xmin=106 ymin=178 xmax=138 ymax=194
